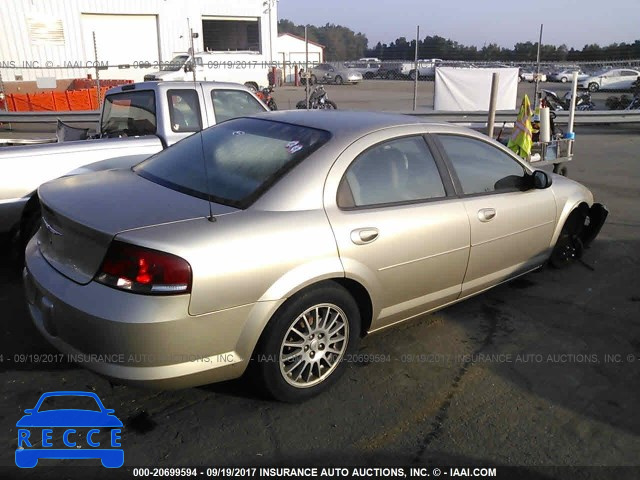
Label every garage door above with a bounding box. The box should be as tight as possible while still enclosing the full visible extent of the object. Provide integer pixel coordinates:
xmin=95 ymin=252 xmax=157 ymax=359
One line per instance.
xmin=81 ymin=14 xmax=159 ymax=81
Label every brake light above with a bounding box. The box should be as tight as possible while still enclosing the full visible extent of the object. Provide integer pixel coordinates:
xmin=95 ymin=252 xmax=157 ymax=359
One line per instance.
xmin=95 ymin=241 xmax=191 ymax=295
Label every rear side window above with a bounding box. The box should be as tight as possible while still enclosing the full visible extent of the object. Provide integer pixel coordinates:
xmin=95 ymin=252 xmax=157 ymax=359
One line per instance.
xmin=339 ymin=136 xmax=446 ymax=208
xmin=101 ymin=90 xmax=156 ymax=136
xmin=211 ymin=90 xmax=266 ymax=123
xmin=135 ymin=118 xmax=330 ymax=208
xmin=167 ymin=89 xmax=202 ymax=132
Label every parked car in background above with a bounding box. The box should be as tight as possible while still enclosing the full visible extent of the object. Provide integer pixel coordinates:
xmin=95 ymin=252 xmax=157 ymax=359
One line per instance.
xmin=376 ymin=62 xmax=409 ymax=79
xmin=344 ymin=60 xmax=381 ymax=79
xmin=409 ymin=58 xmax=443 ymax=80
xmin=579 ymin=69 xmax=640 ymax=92
xmin=24 ymin=110 xmax=606 ymax=403
xmin=520 ymin=70 xmax=547 ymax=83
xmin=548 ymin=69 xmax=586 ymax=83
xmin=303 ymin=63 xmax=363 ymax=85
xmin=0 ymin=81 xmax=268 ymax=248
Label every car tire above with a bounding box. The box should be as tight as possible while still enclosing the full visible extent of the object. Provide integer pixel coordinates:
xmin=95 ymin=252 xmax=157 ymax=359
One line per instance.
xmin=588 ymin=82 xmax=599 ymax=92
xmin=561 ymin=77 xmax=568 ymax=83
xmin=550 ymin=216 xmax=584 ymax=269
xmin=251 ymin=282 xmax=360 ymax=402
xmin=334 ymin=75 xmax=343 ymax=85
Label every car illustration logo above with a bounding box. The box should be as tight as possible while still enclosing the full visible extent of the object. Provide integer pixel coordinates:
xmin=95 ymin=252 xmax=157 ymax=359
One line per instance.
xmin=15 ymin=391 xmax=123 ymax=468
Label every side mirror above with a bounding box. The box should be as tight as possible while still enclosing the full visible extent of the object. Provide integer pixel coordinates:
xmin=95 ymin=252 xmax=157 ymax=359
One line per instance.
xmin=532 ymin=170 xmax=552 ymax=189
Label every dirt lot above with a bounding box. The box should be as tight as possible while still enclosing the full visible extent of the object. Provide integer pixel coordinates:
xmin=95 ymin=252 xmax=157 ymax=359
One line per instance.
xmin=271 ymin=79 xmax=621 ymax=111
xmin=0 ymin=99 xmax=638 ymax=478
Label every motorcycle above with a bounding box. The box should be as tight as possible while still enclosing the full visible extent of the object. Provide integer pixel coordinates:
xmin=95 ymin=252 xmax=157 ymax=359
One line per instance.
xmin=541 ymin=89 xmax=595 ymax=111
xmin=254 ymin=85 xmax=277 ymax=111
xmin=296 ymin=85 xmax=337 ymax=110
xmin=624 ymin=78 xmax=640 ymax=110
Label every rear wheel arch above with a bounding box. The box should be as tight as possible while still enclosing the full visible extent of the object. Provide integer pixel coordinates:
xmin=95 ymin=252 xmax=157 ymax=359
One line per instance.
xmin=248 ymin=279 xmax=364 ymax=401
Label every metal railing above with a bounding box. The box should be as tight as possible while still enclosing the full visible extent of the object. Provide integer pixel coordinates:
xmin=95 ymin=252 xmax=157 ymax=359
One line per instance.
xmin=3 ymin=109 xmax=639 ymax=127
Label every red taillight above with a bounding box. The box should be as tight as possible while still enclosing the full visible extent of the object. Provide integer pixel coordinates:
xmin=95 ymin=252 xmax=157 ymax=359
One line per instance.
xmin=95 ymin=241 xmax=192 ymax=295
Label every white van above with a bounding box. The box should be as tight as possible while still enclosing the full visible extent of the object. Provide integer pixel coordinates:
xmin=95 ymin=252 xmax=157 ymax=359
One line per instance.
xmin=144 ymin=52 xmax=269 ymax=90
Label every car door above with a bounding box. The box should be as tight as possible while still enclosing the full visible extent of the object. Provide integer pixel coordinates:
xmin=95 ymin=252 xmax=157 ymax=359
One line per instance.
xmin=434 ymin=133 xmax=556 ymax=297
xmin=619 ymin=70 xmax=639 ymax=90
xmin=324 ymin=131 xmax=470 ymax=332
xmin=599 ymin=70 xmax=619 ymax=89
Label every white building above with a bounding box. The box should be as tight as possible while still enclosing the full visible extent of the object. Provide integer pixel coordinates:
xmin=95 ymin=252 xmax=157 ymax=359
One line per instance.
xmin=276 ymin=33 xmax=324 ymax=83
xmin=0 ymin=0 xmax=278 ymax=83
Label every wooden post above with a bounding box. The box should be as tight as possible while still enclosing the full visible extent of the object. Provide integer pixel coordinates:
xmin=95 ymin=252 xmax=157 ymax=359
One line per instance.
xmin=487 ymin=72 xmax=499 ymax=138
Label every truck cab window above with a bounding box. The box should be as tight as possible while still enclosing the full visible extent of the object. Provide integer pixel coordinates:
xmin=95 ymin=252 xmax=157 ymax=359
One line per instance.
xmin=101 ymin=90 xmax=156 ymax=137
xmin=167 ymin=90 xmax=202 ymax=133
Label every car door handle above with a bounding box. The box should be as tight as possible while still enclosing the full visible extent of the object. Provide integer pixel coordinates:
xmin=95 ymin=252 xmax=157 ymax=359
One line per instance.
xmin=478 ymin=208 xmax=496 ymax=222
xmin=351 ymin=228 xmax=379 ymax=245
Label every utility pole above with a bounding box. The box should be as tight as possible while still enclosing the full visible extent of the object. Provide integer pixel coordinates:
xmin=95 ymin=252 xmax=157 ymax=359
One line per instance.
xmin=263 ymin=1 xmax=277 ymax=65
xmin=305 ymin=26 xmax=309 ymax=109
xmin=413 ymin=25 xmax=419 ymax=111
xmin=533 ymin=24 xmax=543 ymax=107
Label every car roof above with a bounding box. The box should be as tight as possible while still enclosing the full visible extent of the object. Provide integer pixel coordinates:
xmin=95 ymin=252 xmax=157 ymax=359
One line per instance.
xmin=249 ymin=110 xmax=444 ymax=139
xmin=107 ymin=81 xmax=252 ymax=95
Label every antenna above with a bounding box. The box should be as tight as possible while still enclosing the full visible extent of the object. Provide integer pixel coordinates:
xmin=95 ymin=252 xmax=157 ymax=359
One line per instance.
xmin=187 ymin=18 xmax=215 ymax=222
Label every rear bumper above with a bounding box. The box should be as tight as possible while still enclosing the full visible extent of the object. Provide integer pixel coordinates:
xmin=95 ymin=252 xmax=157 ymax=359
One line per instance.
xmin=581 ymin=203 xmax=608 ymax=248
xmin=23 ymin=238 xmax=278 ymax=389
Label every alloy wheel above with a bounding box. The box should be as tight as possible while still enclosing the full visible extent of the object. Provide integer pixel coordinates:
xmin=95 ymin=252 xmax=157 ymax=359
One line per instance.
xmin=279 ymin=303 xmax=349 ymax=388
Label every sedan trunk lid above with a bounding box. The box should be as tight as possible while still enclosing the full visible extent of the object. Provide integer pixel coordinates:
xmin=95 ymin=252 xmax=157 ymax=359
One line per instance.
xmin=37 ymin=169 xmax=237 ymax=285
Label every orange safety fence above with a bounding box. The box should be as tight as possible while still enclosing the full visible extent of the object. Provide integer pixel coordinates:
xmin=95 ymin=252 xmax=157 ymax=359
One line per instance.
xmin=4 ymin=87 xmax=113 ymax=112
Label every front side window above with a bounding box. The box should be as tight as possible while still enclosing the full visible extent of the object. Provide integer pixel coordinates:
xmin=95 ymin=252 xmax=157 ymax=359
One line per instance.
xmin=438 ymin=135 xmax=526 ymax=195
xmin=167 ymin=89 xmax=202 ymax=132
xmin=211 ymin=89 xmax=266 ymax=123
xmin=135 ymin=118 xmax=330 ymax=208
xmin=101 ymin=90 xmax=156 ymax=136
xmin=339 ymin=136 xmax=446 ymax=208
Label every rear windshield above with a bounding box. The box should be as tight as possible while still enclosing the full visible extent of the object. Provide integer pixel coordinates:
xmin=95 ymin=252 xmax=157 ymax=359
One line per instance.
xmin=101 ymin=90 xmax=156 ymax=136
xmin=134 ymin=118 xmax=331 ymax=208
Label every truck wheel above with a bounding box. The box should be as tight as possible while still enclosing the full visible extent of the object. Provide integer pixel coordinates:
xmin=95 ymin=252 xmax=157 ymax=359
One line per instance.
xmin=588 ymin=82 xmax=599 ymax=92
xmin=251 ymin=282 xmax=360 ymax=402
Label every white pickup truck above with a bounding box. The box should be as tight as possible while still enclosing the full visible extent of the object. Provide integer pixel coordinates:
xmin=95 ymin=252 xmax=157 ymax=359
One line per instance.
xmin=142 ymin=52 xmax=270 ymax=92
xmin=0 ymin=81 xmax=268 ymax=246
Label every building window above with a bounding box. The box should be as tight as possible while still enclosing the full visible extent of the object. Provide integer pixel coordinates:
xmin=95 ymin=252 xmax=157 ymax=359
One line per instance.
xmin=202 ymin=17 xmax=261 ymax=53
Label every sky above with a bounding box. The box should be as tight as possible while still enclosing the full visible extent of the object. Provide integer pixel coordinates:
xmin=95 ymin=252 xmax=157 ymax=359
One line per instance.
xmin=278 ymin=0 xmax=640 ymax=49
